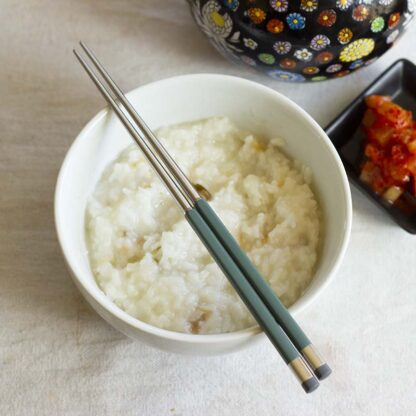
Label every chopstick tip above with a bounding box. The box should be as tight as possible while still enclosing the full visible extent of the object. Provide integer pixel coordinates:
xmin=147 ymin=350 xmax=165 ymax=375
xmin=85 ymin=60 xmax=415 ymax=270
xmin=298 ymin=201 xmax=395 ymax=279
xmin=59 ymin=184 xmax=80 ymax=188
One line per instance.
xmin=80 ymin=41 xmax=89 ymax=53
xmin=289 ymin=357 xmax=320 ymax=394
xmin=302 ymin=377 xmax=320 ymax=394
xmin=314 ymin=363 xmax=332 ymax=380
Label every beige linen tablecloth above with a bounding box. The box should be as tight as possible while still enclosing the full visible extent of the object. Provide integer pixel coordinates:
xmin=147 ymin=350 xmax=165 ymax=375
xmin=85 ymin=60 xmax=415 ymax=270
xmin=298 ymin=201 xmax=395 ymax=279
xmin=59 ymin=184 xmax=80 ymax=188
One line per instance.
xmin=1 ymin=1 xmax=416 ymax=415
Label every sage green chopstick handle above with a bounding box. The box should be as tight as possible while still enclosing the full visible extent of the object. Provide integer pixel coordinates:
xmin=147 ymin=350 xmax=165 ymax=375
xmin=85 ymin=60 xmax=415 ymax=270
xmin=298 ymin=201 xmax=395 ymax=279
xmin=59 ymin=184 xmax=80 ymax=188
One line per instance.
xmin=185 ymin=208 xmax=319 ymax=393
xmin=195 ymin=199 xmax=331 ymax=380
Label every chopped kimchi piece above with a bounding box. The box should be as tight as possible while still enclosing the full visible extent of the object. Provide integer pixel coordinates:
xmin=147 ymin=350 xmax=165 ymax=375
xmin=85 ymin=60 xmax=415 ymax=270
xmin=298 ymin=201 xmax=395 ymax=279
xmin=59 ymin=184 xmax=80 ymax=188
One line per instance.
xmin=360 ymin=96 xmax=416 ymax=200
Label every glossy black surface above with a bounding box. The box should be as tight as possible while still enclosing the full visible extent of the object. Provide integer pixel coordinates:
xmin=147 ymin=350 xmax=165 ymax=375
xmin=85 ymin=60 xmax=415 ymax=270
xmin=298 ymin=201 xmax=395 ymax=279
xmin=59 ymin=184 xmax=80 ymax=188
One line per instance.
xmin=325 ymin=59 xmax=416 ymax=233
xmin=188 ymin=0 xmax=415 ymax=82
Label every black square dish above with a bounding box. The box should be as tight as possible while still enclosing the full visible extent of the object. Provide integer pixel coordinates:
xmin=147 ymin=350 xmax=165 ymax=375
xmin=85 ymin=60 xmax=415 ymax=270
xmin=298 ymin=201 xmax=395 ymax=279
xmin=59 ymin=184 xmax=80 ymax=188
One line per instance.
xmin=325 ymin=59 xmax=416 ymax=234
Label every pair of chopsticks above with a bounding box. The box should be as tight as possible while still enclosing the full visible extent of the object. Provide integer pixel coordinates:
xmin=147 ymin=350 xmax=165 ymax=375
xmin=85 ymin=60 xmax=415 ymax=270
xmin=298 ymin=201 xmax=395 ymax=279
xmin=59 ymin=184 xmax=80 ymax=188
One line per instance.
xmin=74 ymin=42 xmax=331 ymax=393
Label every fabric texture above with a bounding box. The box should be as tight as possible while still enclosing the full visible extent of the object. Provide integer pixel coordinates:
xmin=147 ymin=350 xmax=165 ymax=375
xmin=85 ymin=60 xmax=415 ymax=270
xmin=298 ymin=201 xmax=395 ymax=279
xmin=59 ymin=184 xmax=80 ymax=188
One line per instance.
xmin=1 ymin=1 xmax=416 ymax=414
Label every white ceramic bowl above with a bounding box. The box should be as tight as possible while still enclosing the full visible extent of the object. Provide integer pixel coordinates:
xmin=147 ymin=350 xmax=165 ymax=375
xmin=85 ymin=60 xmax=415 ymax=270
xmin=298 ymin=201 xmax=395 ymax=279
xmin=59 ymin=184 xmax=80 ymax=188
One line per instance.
xmin=55 ymin=74 xmax=352 ymax=355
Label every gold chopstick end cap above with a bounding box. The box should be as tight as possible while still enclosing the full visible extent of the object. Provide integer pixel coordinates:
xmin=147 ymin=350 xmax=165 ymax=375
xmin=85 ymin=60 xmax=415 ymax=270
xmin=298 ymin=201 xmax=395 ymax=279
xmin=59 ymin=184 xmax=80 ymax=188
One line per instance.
xmin=302 ymin=344 xmax=332 ymax=380
xmin=288 ymin=357 xmax=319 ymax=393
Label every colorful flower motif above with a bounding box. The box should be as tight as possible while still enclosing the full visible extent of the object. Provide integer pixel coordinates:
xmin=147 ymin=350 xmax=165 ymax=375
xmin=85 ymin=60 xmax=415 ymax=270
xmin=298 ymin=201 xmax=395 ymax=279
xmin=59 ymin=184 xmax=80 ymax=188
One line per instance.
xmin=334 ymin=70 xmax=350 ymax=77
xmin=273 ymin=41 xmax=292 ymax=55
xmin=386 ymin=29 xmax=400 ymax=44
xmin=268 ymin=69 xmax=305 ymax=82
xmin=378 ymin=0 xmax=394 ymax=4
xmin=240 ymin=55 xmax=257 ymax=66
xmin=336 ymin=0 xmax=352 ymax=11
xmin=337 ymin=27 xmax=353 ymax=44
xmin=371 ymin=17 xmax=385 ymax=32
xmin=316 ymin=51 xmax=334 ymax=63
xmin=311 ymin=76 xmax=327 ymax=81
xmin=303 ymin=66 xmax=320 ymax=74
xmin=339 ymin=38 xmax=375 ymax=62
xmin=286 ymin=13 xmax=306 ymax=30
xmin=294 ymin=48 xmax=313 ymax=61
xmin=352 ymin=5 xmax=370 ymax=21
xmin=388 ymin=12 xmax=401 ymax=29
xmin=317 ymin=9 xmax=337 ymax=27
xmin=270 ymin=0 xmax=288 ymax=12
xmin=310 ymin=34 xmax=330 ymax=51
xmin=300 ymin=0 xmax=318 ymax=12
xmin=258 ymin=53 xmax=276 ymax=64
xmin=190 ymin=1 xmax=242 ymax=59
xmin=267 ymin=19 xmax=284 ymax=33
xmin=248 ymin=7 xmax=266 ymax=24
xmin=280 ymin=58 xmax=297 ymax=69
xmin=349 ymin=59 xmax=364 ymax=69
xmin=326 ymin=63 xmax=343 ymax=73
xmin=222 ymin=0 xmax=239 ymax=11
xmin=201 ymin=1 xmax=233 ymax=37
xmin=243 ymin=38 xmax=258 ymax=50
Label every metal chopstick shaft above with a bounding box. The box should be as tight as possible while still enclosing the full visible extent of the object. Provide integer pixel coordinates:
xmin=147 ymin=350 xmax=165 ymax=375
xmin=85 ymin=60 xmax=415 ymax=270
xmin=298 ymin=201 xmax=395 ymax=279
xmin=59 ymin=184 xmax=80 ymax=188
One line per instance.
xmin=73 ymin=49 xmax=193 ymax=212
xmin=74 ymin=45 xmax=323 ymax=391
xmin=195 ymin=198 xmax=332 ymax=380
xmin=79 ymin=41 xmax=201 ymax=204
xmin=79 ymin=41 xmax=331 ymax=379
xmin=185 ymin=208 xmax=319 ymax=393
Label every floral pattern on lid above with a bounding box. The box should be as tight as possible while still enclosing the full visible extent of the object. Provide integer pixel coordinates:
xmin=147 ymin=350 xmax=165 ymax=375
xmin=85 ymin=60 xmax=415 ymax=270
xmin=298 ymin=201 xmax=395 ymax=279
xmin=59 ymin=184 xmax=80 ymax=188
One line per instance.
xmin=268 ymin=69 xmax=305 ymax=81
xmin=287 ymin=13 xmax=306 ymax=29
xmin=318 ymin=9 xmax=337 ymax=26
xmin=188 ymin=0 xmax=414 ymax=82
xmin=273 ymin=41 xmax=292 ymax=54
xmin=295 ymin=48 xmax=313 ymax=61
xmin=371 ymin=16 xmax=385 ymax=32
xmin=311 ymin=75 xmax=327 ymax=81
xmin=339 ymin=38 xmax=375 ymax=62
xmin=267 ymin=19 xmax=284 ymax=33
xmin=336 ymin=0 xmax=353 ymax=10
xmin=326 ymin=63 xmax=343 ymax=72
xmin=316 ymin=51 xmax=334 ymax=63
xmin=270 ymin=0 xmax=288 ymax=12
xmin=389 ymin=12 xmax=401 ymax=27
xmin=203 ymin=1 xmax=233 ymax=37
xmin=338 ymin=27 xmax=353 ymax=44
xmin=303 ymin=66 xmax=320 ymax=74
xmin=223 ymin=0 xmax=239 ymax=11
xmin=301 ymin=0 xmax=319 ymax=12
xmin=258 ymin=53 xmax=275 ymax=64
xmin=352 ymin=5 xmax=370 ymax=21
xmin=280 ymin=58 xmax=297 ymax=68
xmin=248 ymin=7 xmax=266 ymax=23
xmin=310 ymin=34 xmax=331 ymax=50
xmin=243 ymin=37 xmax=257 ymax=49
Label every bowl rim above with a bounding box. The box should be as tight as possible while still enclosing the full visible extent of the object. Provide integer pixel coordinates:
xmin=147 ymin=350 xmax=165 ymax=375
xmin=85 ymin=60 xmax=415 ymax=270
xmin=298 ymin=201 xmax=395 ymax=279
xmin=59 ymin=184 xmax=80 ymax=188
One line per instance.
xmin=54 ymin=73 xmax=352 ymax=345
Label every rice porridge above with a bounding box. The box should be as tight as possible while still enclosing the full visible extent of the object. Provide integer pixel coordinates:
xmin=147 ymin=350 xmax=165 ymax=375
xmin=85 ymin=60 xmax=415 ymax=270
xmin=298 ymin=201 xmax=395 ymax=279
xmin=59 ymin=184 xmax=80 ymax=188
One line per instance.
xmin=86 ymin=117 xmax=320 ymax=334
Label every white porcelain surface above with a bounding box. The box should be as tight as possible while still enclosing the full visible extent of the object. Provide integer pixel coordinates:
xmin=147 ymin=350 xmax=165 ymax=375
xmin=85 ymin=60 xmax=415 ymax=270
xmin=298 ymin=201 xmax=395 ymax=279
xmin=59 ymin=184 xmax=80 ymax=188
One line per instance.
xmin=55 ymin=74 xmax=352 ymax=355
